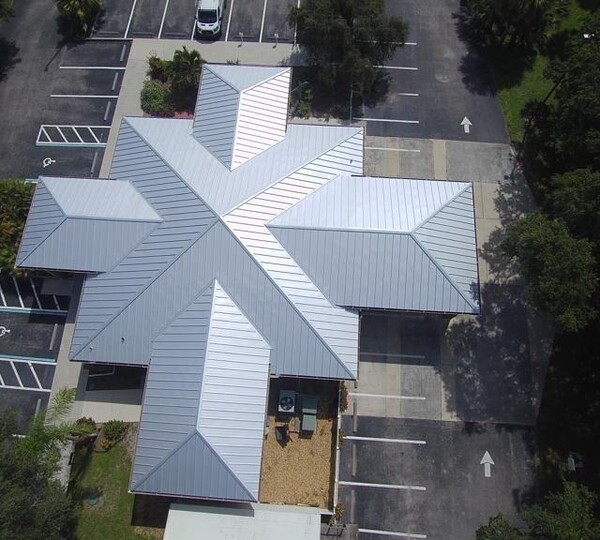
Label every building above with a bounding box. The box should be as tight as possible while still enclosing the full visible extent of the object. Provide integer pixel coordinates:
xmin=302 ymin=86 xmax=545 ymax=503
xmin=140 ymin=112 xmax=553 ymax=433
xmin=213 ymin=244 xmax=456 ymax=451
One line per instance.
xmin=17 ymin=64 xmax=479 ymax=506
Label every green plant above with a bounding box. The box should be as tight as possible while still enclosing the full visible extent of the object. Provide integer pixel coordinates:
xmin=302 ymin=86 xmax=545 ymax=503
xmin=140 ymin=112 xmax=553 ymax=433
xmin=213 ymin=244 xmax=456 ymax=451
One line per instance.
xmin=72 ymin=417 xmax=97 ymax=436
xmin=140 ymin=80 xmax=174 ymax=117
xmin=0 ymin=179 xmax=34 ymax=275
xmin=56 ymin=0 xmax=102 ymax=37
xmin=101 ymin=420 xmax=127 ymax=451
xmin=339 ymin=382 xmax=348 ymax=413
xmin=147 ymin=55 xmax=170 ymax=82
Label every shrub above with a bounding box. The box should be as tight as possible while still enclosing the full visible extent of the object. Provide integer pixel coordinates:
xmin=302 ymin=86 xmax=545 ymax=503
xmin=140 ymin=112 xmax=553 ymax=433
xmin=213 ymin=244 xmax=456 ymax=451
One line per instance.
xmin=72 ymin=416 xmax=97 ymax=436
xmin=147 ymin=55 xmax=169 ymax=82
xmin=0 ymin=179 xmax=34 ymax=275
xmin=101 ymin=420 xmax=127 ymax=450
xmin=140 ymin=80 xmax=174 ymax=117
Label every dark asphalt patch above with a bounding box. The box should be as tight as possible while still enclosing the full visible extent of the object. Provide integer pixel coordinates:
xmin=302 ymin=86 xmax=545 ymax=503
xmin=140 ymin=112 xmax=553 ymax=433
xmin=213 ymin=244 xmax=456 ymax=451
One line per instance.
xmin=227 ymin=0 xmax=263 ymax=41
xmin=60 ymin=41 xmax=130 ymax=67
xmin=0 ymin=276 xmax=19 ymax=307
xmin=93 ymin=0 xmax=136 ymax=37
xmin=262 ymin=0 xmax=295 ymax=42
xmin=13 ymin=362 xmax=38 ymax=388
xmin=32 ymin=363 xmax=55 ymax=389
xmin=161 ymin=0 xmax=196 ymax=38
xmin=0 ymin=389 xmax=50 ymax=434
xmin=0 ymin=312 xmax=65 ymax=360
xmin=42 ymin=96 xmax=115 ymax=126
xmin=29 ymin=147 xmax=106 ymax=179
xmin=51 ymin=69 xmax=123 ymax=96
xmin=129 ymin=0 xmax=167 ymax=37
xmin=0 ymin=362 xmax=18 ymax=386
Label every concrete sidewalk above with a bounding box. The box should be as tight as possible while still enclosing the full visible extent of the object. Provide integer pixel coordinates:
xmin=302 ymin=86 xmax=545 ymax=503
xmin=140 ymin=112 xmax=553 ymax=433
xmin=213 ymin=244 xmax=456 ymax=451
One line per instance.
xmin=100 ymin=39 xmax=304 ymax=177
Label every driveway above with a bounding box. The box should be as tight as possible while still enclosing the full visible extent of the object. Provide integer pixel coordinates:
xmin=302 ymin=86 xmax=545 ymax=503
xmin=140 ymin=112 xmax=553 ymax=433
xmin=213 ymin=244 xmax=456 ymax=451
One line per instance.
xmin=357 ymin=0 xmax=508 ymax=143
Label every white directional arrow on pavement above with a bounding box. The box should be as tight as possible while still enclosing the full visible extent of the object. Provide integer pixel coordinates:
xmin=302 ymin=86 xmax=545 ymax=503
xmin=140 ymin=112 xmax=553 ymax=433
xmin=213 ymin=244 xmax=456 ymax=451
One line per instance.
xmin=461 ymin=116 xmax=472 ymax=134
xmin=480 ymin=451 xmax=495 ymax=478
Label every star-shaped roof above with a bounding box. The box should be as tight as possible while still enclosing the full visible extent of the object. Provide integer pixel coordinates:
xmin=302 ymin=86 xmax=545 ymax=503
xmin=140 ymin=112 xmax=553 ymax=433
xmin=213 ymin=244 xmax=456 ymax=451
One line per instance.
xmin=17 ymin=64 xmax=480 ymax=502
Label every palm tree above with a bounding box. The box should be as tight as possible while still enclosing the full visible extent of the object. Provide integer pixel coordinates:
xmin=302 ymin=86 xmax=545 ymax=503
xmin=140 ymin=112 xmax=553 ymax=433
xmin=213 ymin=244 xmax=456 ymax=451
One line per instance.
xmin=56 ymin=0 xmax=102 ymax=36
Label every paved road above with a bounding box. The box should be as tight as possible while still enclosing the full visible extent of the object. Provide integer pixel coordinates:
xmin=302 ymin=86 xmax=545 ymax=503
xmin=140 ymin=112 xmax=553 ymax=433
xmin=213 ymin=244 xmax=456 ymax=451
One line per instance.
xmin=358 ymin=0 xmax=508 ymax=143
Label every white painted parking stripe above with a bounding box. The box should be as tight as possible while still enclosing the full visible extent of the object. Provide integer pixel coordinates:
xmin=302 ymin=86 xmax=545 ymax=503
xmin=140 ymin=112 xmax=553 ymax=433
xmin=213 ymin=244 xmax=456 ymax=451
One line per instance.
xmin=346 ymin=436 xmax=426 ymax=445
xmin=358 ymin=117 xmax=419 ymax=124
xmin=50 ymin=94 xmax=119 ymax=99
xmin=10 ymin=361 xmax=24 ymax=388
xmin=112 ymin=72 xmax=120 ymax=91
xmin=29 ymin=279 xmax=42 ymax=310
xmin=0 ymin=306 xmax=67 ymax=315
xmin=293 ymin=0 xmax=300 ymax=43
xmin=0 ymin=282 xmax=6 ymax=306
xmin=124 ymin=0 xmax=139 ymax=38
xmin=366 ymin=146 xmax=420 ymax=153
xmin=0 ymin=383 xmax=51 ymax=393
xmin=225 ymin=0 xmax=235 ymax=41
xmin=190 ymin=17 xmax=196 ymax=39
xmin=359 ymin=528 xmax=426 ymax=539
xmin=259 ymin=0 xmax=268 ymax=42
xmin=375 ymin=65 xmax=418 ymax=71
xmin=0 ymin=372 xmax=4 ymax=385
xmin=338 ymin=480 xmax=426 ymax=492
xmin=28 ymin=362 xmax=43 ymax=390
xmin=349 ymin=392 xmax=426 ymax=401
xmin=397 ymin=92 xmax=419 ymax=97
xmin=11 ymin=276 xmax=24 ymax=308
xmin=0 ymin=357 xmax=56 ymax=366
xmin=158 ymin=0 xmax=171 ymax=38
xmin=59 ymin=65 xmax=126 ymax=70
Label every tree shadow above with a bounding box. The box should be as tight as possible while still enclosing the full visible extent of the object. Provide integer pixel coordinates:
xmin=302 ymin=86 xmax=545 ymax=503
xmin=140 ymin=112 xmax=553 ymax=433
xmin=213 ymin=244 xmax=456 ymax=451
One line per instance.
xmin=452 ymin=1 xmax=536 ymax=94
xmin=0 ymin=37 xmax=20 ymax=83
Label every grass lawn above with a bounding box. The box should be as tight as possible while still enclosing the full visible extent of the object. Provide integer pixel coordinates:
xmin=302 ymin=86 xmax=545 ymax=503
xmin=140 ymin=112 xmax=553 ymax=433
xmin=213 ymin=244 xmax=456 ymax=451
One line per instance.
xmin=488 ymin=0 xmax=590 ymax=142
xmin=72 ymin=428 xmax=166 ymax=539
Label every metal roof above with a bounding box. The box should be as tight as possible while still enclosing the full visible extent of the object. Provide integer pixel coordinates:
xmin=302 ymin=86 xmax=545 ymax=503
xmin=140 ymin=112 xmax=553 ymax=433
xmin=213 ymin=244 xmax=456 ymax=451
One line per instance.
xmin=131 ymin=280 xmax=270 ymax=500
xmin=268 ymin=176 xmax=479 ymax=313
xmin=17 ymin=177 xmax=162 ymax=272
xmin=192 ymin=65 xmax=291 ymax=170
xmin=17 ymin=63 xmax=480 ymax=503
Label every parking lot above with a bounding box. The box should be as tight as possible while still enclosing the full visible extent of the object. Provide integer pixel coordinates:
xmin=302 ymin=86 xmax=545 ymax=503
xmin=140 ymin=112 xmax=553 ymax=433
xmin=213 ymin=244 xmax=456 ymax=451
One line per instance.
xmin=0 ymin=276 xmax=71 ymax=433
xmin=355 ymin=0 xmax=508 ymax=143
xmin=92 ymin=0 xmax=297 ymax=42
xmin=337 ymin=312 xmax=536 ymax=539
xmin=31 ymin=40 xmax=129 ymax=179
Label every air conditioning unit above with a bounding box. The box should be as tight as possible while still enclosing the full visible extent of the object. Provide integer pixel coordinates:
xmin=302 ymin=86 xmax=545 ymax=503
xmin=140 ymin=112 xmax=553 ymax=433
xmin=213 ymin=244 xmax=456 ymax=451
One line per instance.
xmin=278 ymin=390 xmax=296 ymax=414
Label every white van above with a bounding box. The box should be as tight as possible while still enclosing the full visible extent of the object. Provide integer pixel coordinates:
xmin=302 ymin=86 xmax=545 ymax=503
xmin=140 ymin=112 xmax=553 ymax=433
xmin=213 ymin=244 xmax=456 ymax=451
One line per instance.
xmin=195 ymin=0 xmax=225 ymax=38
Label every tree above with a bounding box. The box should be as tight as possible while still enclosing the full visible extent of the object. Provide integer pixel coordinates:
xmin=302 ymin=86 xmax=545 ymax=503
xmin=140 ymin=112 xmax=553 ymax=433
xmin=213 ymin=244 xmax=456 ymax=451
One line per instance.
xmin=55 ymin=0 xmax=102 ymax=37
xmin=524 ymin=481 xmax=600 ymax=540
xmin=0 ymin=0 xmax=13 ymax=21
xmin=289 ymin=0 xmax=408 ymax=95
xmin=502 ymin=212 xmax=599 ymax=332
xmin=545 ymin=168 xmax=600 ymax=243
xmin=0 ymin=388 xmax=80 ymax=539
xmin=477 ymin=482 xmax=600 ymax=540
xmin=0 ymin=179 xmax=34 ymax=275
xmin=462 ymin=0 xmax=558 ymax=51
xmin=477 ymin=514 xmax=525 ymax=540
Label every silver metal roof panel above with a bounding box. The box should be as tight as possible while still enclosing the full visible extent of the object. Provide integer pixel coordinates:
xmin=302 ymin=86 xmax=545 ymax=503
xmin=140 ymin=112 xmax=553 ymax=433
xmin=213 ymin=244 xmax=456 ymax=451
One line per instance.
xmin=131 ymin=280 xmax=269 ymax=500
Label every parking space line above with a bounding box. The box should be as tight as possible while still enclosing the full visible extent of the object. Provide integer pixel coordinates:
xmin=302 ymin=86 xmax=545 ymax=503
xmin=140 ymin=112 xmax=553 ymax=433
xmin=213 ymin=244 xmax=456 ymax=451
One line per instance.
xmin=11 ymin=276 xmax=24 ymax=308
xmin=124 ymin=0 xmax=139 ymax=38
xmin=0 ymin=282 xmax=6 ymax=306
xmin=103 ymin=101 xmax=113 ymax=121
xmin=224 ymin=0 xmax=235 ymax=41
xmin=158 ymin=0 xmax=171 ymax=38
xmin=50 ymin=94 xmax=119 ymax=99
xmin=0 ymin=383 xmax=51 ymax=393
xmin=55 ymin=126 xmax=69 ymax=144
xmin=375 ymin=65 xmax=418 ymax=71
xmin=30 ymin=279 xmax=42 ymax=310
xmin=359 ymin=528 xmax=426 ymax=539
xmin=338 ymin=480 xmax=426 ymax=492
xmin=112 ymin=72 xmax=120 ymax=91
xmin=59 ymin=66 xmax=126 ymax=70
xmin=0 ymin=372 xmax=3 ymax=385
xmin=366 ymin=146 xmax=420 ymax=153
xmin=358 ymin=118 xmax=419 ymax=124
xmin=10 ymin=361 xmax=24 ymax=388
xmin=0 ymin=355 xmax=56 ymax=364
xmin=349 ymin=392 xmax=426 ymax=401
xmin=28 ymin=362 xmax=43 ymax=390
xmin=259 ymin=0 xmax=268 ymax=42
xmin=0 ymin=306 xmax=67 ymax=316
xmin=397 ymin=92 xmax=419 ymax=97
xmin=346 ymin=435 xmax=426 ymax=445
